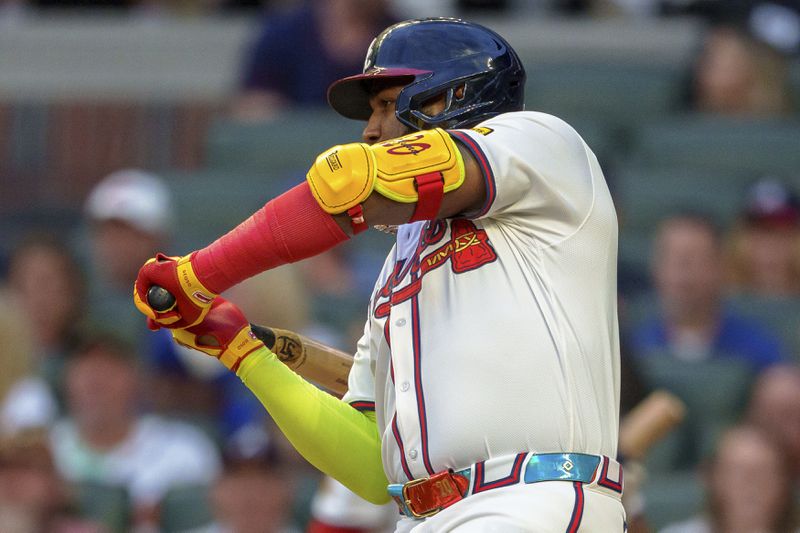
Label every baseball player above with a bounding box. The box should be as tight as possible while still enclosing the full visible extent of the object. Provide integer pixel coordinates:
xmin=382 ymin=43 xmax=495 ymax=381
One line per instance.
xmin=134 ymin=18 xmax=624 ymax=531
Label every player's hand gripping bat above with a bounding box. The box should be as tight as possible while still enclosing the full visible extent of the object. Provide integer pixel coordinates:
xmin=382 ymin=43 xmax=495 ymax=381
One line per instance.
xmin=146 ymin=286 xmax=353 ymax=395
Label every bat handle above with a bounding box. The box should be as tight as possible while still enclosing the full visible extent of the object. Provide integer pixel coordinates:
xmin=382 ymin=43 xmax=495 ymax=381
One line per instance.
xmin=147 ymin=285 xmax=177 ymax=312
xmin=250 ymin=324 xmax=276 ymax=349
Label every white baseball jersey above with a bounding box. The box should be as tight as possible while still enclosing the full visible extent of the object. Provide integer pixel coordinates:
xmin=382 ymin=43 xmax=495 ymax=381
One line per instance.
xmin=343 ymin=111 xmax=620 ymax=486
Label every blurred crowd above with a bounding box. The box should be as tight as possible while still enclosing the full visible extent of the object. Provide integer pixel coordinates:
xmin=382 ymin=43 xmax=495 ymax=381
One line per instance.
xmin=1 ymin=0 xmax=800 ymax=532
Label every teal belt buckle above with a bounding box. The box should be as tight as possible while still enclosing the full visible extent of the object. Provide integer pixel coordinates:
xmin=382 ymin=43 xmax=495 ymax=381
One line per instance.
xmin=523 ymin=453 xmax=600 ymax=484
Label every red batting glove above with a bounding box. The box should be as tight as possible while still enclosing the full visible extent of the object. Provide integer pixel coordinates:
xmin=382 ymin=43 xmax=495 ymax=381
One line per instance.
xmin=171 ymin=297 xmax=265 ymax=372
xmin=133 ymin=253 xmax=217 ymax=329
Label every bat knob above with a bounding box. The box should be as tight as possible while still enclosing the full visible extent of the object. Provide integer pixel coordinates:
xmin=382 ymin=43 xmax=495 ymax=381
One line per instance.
xmin=147 ymin=285 xmax=176 ymax=312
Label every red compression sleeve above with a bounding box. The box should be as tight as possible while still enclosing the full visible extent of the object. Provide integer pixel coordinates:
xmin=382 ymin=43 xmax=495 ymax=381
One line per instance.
xmin=192 ymin=182 xmax=349 ymax=294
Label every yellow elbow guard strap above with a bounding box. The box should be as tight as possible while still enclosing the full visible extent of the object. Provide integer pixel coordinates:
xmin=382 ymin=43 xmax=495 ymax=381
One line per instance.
xmin=306 ymin=128 xmax=465 ymax=231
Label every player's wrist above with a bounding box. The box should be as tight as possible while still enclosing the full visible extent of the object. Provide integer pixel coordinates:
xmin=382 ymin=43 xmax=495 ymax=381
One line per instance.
xmin=218 ymin=326 xmax=266 ymax=372
xmin=233 ymin=344 xmax=276 ymax=378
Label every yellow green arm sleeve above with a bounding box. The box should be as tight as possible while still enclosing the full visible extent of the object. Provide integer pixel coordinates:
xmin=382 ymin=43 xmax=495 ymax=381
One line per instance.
xmin=236 ymin=347 xmax=390 ymax=504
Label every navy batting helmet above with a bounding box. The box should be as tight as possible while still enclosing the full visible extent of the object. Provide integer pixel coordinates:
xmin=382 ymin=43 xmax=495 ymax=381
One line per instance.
xmin=327 ymin=18 xmax=526 ymax=130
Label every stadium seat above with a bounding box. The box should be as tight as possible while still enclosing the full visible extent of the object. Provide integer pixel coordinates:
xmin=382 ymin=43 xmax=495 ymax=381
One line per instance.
xmin=159 ymin=485 xmax=214 ymax=533
xmin=73 ymin=481 xmax=131 ymax=533
xmin=205 ymin=110 xmax=364 ymax=175
xmin=158 ymin=169 xmax=286 ymax=252
xmin=613 ymin=165 xmax=750 ymax=233
xmin=525 ymin=62 xmax=684 ymax=133
xmin=642 ymin=470 xmax=705 ymax=530
xmin=789 ymin=60 xmax=800 ymax=113
xmin=627 ymin=116 xmax=800 ymax=175
xmin=636 ymin=356 xmax=754 ymax=468
xmin=613 ymin=165 xmax=751 ymax=276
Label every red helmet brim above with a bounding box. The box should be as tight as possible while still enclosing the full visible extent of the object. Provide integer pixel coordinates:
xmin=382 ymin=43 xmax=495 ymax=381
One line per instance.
xmin=327 ymin=68 xmax=431 ymax=121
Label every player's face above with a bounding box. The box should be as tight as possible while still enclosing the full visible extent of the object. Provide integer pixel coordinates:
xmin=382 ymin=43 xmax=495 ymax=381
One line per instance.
xmin=363 ymin=84 xmax=411 ymax=144
xmin=362 ymin=83 xmax=449 ymax=144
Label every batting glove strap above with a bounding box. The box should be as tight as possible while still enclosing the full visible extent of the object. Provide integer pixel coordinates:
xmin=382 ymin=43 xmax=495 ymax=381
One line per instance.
xmin=219 ymin=326 xmax=265 ymax=372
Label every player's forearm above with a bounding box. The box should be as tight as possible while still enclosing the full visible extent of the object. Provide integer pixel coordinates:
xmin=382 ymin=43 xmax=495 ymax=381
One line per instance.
xmin=236 ymin=347 xmax=390 ymax=504
xmin=192 ymin=182 xmax=349 ymax=294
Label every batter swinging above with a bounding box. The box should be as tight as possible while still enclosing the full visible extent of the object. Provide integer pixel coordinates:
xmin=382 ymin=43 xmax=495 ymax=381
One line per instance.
xmin=134 ymin=18 xmax=624 ymax=532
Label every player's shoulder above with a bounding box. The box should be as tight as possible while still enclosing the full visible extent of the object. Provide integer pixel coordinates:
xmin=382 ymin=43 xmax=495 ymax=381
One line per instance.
xmin=465 ymin=111 xmax=586 ymax=146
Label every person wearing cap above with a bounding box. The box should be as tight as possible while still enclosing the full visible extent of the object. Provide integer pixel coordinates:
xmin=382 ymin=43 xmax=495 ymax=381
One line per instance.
xmin=727 ymin=178 xmax=800 ymax=297
xmin=84 ymin=169 xmax=173 ymax=335
xmin=210 ymin=424 xmax=302 ymax=533
xmin=85 ymin=169 xmax=270 ymax=444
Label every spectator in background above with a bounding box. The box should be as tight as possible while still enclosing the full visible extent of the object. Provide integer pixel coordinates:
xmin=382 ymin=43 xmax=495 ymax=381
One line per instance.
xmin=660 ymin=424 xmax=798 ymax=533
xmin=629 ymin=213 xmax=785 ymax=371
xmin=5 ymin=235 xmax=85 ymax=406
xmin=85 ymin=170 xmax=275 ymax=441
xmin=308 ymin=477 xmax=397 ymax=533
xmin=0 ymin=298 xmax=58 ymax=436
xmin=746 ymin=365 xmax=800 ymax=481
xmin=84 ymin=169 xmax=173 ymax=339
xmin=688 ymin=22 xmax=793 ymax=116
xmin=0 ymin=429 xmax=103 ymax=533
xmin=727 ymin=178 xmax=800 ymax=297
xmin=211 ymin=425 xmax=301 ymax=533
xmin=233 ymin=0 xmax=396 ymax=120
xmin=50 ymin=334 xmax=221 ymax=531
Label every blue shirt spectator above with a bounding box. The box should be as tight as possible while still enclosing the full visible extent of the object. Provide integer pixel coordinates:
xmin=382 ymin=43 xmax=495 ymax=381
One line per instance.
xmin=630 ymin=307 xmax=785 ymax=372
xmin=628 ymin=213 xmax=785 ymax=373
xmin=235 ymin=0 xmax=396 ymax=119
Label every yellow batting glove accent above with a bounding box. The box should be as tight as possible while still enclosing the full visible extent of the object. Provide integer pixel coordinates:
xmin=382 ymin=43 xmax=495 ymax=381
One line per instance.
xmin=175 ymin=256 xmax=216 ymax=307
xmin=133 ymin=287 xmax=157 ymax=320
xmin=171 ymin=328 xmax=224 ymax=357
xmin=172 ymin=326 xmax=265 ymax=372
xmin=218 ymin=327 xmax=265 ymax=371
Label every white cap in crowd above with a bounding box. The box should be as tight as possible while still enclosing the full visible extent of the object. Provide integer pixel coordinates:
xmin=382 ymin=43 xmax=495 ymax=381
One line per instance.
xmin=84 ymin=169 xmax=173 ymax=235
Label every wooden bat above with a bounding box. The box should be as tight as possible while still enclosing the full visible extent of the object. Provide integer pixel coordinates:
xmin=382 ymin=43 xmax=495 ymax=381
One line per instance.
xmin=249 ymin=324 xmax=353 ymax=396
xmin=618 ymin=390 xmax=686 ymax=460
xmin=146 ymin=286 xmax=353 ymax=395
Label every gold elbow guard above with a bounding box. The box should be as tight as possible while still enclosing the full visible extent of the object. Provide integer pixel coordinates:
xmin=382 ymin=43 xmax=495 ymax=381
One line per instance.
xmin=306 ymin=128 xmax=465 ymax=215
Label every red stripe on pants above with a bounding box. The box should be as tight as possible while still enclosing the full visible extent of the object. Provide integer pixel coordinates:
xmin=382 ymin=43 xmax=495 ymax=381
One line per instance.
xmin=566 ymin=482 xmax=584 ymax=533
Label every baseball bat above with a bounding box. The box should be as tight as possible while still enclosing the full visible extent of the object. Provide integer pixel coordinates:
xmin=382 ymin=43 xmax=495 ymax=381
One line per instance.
xmin=618 ymin=390 xmax=686 ymax=460
xmin=146 ymin=285 xmax=353 ymax=395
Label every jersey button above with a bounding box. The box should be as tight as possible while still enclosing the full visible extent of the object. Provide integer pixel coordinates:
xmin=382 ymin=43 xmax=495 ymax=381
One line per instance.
xmin=409 ymin=450 xmax=418 ymax=460
xmin=395 ymin=318 xmax=407 ymax=327
xmin=400 ymin=381 xmax=410 ymax=392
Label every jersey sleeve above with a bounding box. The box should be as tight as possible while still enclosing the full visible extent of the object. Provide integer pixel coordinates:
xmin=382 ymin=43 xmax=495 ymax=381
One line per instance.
xmin=449 ymin=112 xmax=601 ymax=244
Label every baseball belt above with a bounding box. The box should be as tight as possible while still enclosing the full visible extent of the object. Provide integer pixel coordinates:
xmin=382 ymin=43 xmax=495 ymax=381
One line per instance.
xmin=388 ymin=452 xmax=622 ymax=519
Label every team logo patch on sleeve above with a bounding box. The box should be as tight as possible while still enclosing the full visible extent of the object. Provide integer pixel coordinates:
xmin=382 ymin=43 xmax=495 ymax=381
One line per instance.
xmin=471 ymin=126 xmax=494 ymax=136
